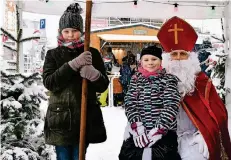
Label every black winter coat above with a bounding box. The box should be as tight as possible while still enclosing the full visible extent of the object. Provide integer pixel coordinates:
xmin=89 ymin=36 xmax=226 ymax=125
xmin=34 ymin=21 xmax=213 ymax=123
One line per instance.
xmin=43 ymin=46 xmax=109 ymax=146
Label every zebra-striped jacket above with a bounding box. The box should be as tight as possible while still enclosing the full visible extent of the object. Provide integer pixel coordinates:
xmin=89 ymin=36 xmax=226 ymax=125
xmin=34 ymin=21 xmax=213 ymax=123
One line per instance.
xmin=124 ymin=69 xmax=181 ymax=132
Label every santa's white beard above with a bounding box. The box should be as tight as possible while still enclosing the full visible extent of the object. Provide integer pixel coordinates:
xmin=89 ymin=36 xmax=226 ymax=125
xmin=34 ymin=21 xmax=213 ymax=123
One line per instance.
xmin=162 ymin=52 xmax=201 ymax=97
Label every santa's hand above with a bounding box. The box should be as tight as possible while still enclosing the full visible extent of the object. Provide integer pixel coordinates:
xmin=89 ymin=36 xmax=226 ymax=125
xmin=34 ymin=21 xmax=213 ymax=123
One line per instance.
xmin=130 ymin=122 xmax=149 ymax=148
xmin=147 ymin=128 xmax=164 ymax=147
xmin=189 ymin=131 xmax=209 ymax=159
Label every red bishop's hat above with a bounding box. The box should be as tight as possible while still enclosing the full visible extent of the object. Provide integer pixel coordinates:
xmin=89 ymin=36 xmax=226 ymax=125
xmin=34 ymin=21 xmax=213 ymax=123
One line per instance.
xmin=157 ymin=16 xmax=198 ymax=52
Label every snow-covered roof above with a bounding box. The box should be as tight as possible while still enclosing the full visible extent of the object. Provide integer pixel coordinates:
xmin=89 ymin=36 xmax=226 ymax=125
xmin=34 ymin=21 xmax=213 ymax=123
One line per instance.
xmin=97 ymin=34 xmax=159 ymax=42
xmin=91 ymin=23 xmax=160 ymax=33
xmin=196 ymin=33 xmax=225 ymax=44
xmin=20 ymin=0 xmax=229 ymax=19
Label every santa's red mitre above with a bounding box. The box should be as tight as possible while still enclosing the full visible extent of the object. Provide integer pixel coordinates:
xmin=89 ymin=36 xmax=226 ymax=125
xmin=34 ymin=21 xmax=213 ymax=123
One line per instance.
xmin=157 ymin=16 xmax=198 ymax=52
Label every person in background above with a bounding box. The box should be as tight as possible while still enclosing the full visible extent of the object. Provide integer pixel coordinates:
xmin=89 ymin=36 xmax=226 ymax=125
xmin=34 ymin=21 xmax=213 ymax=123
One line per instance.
xmin=119 ymin=56 xmax=132 ymax=98
xmin=197 ymin=40 xmax=213 ymax=77
xmin=125 ymin=51 xmax=136 ymax=67
xmin=99 ymin=47 xmax=119 ymax=107
xmin=119 ymin=45 xmax=181 ymax=160
xmin=119 ymin=50 xmax=137 ymax=100
xmin=42 ymin=3 xmax=109 ymax=160
xmin=103 ymin=47 xmax=118 ymax=73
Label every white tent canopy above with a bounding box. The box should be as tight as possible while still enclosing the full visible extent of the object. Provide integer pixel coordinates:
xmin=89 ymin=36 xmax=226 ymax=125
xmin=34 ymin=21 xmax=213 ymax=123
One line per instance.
xmin=21 ymin=0 xmax=228 ymax=19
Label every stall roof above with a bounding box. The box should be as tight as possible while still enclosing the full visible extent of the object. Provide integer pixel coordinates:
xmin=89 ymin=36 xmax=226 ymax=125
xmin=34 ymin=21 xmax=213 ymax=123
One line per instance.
xmin=91 ymin=23 xmax=160 ymax=33
xmin=19 ymin=0 xmax=229 ymax=19
xmin=97 ymin=34 xmax=159 ymax=42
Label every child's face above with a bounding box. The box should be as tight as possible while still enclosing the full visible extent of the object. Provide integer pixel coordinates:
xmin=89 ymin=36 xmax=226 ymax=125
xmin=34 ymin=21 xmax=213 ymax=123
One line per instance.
xmin=61 ymin=28 xmax=81 ymax=41
xmin=141 ymin=55 xmax=161 ymax=72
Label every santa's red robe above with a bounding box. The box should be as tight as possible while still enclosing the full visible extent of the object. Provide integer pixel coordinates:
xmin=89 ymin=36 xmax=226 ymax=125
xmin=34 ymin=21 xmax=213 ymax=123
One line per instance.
xmin=181 ymin=72 xmax=231 ymax=160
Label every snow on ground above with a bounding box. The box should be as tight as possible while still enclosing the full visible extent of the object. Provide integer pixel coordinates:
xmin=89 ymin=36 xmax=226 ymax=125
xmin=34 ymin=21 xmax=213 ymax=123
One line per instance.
xmin=40 ymin=99 xmax=48 ymax=117
xmin=86 ymin=107 xmax=127 ymax=160
xmin=40 ymin=102 xmax=231 ymax=160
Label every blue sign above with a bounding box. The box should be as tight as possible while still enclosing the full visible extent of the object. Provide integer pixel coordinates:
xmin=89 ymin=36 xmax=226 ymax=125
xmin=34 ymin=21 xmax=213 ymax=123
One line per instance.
xmin=40 ymin=19 xmax=46 ymax=29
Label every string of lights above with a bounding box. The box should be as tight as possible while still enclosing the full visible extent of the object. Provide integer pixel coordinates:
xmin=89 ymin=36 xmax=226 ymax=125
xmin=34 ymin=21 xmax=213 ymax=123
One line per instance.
xmin=71 ymin=0 xmax=228 ymax=13
xmin=72 ymin=0 xmax=227 ymax=8
xmin=72 ymin=0 xmax=228 ymax=13
xmin=143 ymin=0 xmax=226 ymax=7
xmin=39 ymin=0 xmax=228 ymax=14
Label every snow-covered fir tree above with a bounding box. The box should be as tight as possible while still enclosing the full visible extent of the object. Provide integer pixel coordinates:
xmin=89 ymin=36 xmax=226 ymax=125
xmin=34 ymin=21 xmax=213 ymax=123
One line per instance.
xmin=197 ymin=39 xmax=227 ymax=102
xmin=211 ymin=47 xmax=227 ymax=103
xmin=0 ymin=71 xmax=55 ymax=160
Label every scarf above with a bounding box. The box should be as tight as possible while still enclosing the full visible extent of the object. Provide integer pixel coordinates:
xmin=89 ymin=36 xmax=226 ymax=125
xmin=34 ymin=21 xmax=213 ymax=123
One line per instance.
xmin=138 ymin=66 xmax=163 ymax=78
xmin=57 ymin=35 xmax=84 ymax=49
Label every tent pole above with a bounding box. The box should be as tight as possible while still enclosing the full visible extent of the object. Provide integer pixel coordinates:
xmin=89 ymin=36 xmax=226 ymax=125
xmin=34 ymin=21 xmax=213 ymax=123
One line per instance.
xmin=79 ymin=1 xmax=92 ymax=160
xmin=224 ymin=1 xmax=231 ymax=135
xmin=0 ymin=0 xmax=5 ymax=56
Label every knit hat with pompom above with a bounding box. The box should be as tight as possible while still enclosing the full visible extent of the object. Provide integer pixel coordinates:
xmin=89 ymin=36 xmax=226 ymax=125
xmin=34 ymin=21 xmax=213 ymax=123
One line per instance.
xmin=59 ymin=3 xmax=83 ymax=33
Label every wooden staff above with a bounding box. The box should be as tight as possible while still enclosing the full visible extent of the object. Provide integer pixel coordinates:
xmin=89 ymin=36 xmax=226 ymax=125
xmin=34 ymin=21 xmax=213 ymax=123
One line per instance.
xmin=79 ymin=1 xmax=92 ymax=160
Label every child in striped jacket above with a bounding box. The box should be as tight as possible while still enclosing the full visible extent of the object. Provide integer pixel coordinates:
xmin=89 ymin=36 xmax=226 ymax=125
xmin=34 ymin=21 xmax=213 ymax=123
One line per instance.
xmin=119 ymin=45 xmax=181 ymax=160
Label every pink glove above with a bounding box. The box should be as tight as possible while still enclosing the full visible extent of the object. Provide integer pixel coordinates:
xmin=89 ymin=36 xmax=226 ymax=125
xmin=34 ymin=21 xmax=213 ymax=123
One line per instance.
xmin=189 ymin=131 xmax=209 ymax=159
xmin=147 ymin=128 xmax=164 ymax=147
xmin=68 ymin=51 xmax=92 ymax=71
xmin=130 ymin=122 xmax=149 ymax=148
xmin=80 ymin=65 xmax=100 ymax=82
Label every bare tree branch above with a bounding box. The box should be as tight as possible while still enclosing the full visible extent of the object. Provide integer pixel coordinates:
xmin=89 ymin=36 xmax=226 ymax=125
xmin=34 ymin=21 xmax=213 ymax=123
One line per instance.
xmin=221 ymin=18 xmax=225 ymax=42
xmin=3 ymin=45 xmax=17 ymax=52
xmin=20 ymin=37 xmax=40 ymax=43
xmin=211 ymin=35 xmax=225 ymax=43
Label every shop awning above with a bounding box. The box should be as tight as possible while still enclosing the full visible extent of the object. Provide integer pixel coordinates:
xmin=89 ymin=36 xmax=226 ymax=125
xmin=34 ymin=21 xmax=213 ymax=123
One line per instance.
xmin=97 ymin=34 xmax=159 ymax=43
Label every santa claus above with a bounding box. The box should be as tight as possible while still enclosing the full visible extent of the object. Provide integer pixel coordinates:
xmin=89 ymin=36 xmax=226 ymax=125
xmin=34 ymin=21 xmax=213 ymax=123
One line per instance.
xmin=158 ymin=16 xmax=231 ymax=160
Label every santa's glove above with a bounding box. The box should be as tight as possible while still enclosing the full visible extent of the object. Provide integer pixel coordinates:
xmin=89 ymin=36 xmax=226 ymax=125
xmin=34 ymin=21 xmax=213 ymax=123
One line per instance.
xmin=80 ymin=65 xmax=100 ymax=82
xmin=189 ymin=131 xmax=209 ymax=159
xmin=205 ymin=65 xmax=214 ymax=72
xmin=147 ymin=128 xmax=165 ymax=147
xmin=130 ymin=122 xmax=149 ymax=148
xmin=68 ymin=51 xmax=92 ymax=71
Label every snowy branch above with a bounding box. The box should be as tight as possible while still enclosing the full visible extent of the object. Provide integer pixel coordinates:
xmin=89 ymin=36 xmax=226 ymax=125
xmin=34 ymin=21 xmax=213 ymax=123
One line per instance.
xmin=1 ymin=71 xmax=15 ymax=85
xmin=3 ymin=139 xmax=36 ymax=151
xmin=5 ymin=69 xmax=17 ymax=73
xmin=21 ymin=72 xmax=42 ymax=86
xmin=1 ymin=117 xmax=22 ymax=124
xmin=216 ymin=55 xmax=228 ymax=58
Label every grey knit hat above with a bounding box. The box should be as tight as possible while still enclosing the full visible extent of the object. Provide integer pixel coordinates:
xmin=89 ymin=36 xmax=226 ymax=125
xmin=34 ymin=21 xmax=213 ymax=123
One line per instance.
xmin=59 ymin=3 xmax=83 ymax=33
